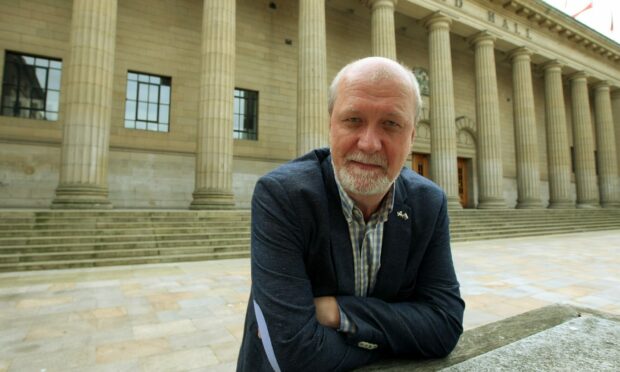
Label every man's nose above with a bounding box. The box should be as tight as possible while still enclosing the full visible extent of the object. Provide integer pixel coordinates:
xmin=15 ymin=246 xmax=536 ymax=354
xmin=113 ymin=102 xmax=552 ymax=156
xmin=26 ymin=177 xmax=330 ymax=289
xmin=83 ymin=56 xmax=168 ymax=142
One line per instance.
xmin=357 ymin=125 xmax=382 ymax=153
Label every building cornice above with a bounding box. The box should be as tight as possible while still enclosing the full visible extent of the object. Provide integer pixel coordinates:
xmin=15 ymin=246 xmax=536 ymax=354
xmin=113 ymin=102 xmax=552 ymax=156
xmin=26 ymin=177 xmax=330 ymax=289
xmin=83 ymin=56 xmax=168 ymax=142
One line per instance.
xmin=488 ymin=0 xmax=620 ymax=63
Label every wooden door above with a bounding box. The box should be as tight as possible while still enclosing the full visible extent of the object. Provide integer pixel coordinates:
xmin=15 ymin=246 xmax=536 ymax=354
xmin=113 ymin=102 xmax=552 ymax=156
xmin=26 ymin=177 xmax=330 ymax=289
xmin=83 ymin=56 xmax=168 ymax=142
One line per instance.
xmin=457 ymin=157 xmax=468 ymax=207
xmin=412 ymin=153 xmax=430 ymax=178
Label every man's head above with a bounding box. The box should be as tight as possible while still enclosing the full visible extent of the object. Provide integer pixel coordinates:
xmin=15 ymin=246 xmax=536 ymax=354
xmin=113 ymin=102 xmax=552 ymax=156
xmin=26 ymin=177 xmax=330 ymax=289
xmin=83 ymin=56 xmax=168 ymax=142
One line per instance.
xmin=328 ymin=57 xmax=421 ymax=199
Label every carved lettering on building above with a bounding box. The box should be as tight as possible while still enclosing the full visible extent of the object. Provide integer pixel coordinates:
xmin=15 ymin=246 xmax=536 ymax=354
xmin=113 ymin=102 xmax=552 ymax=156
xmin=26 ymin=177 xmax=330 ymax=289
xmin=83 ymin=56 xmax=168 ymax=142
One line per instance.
xmin=488 ymin=11 xmax=532 ymax=40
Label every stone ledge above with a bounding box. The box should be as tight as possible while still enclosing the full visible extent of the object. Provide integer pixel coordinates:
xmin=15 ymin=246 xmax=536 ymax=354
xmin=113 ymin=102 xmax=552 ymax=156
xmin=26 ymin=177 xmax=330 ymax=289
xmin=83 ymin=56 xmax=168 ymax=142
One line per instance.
xmin=358 ymin=304 xmax=620 ymax=371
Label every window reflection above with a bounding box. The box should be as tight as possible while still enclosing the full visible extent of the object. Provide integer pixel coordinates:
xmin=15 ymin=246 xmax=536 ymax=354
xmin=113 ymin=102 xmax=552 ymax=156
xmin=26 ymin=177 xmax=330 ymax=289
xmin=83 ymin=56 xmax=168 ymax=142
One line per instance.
xmin=124 ymin=71 xmax=171 ymax=132
xmin=1 ymin=51 xmax=62 ymax=121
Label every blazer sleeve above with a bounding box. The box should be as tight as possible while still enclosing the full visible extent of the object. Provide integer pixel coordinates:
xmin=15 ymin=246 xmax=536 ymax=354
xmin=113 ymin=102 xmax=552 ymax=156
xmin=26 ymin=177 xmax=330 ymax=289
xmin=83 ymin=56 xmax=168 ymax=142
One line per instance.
xmin=250 ymin=176 xmax=379 ymax=371
xmin=336 ymin=193 xmax=465 ymax=358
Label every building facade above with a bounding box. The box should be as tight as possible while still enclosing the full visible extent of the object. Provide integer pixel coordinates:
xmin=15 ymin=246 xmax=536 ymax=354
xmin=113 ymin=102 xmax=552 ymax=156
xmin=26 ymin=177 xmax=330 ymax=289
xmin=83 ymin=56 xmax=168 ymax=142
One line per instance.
xmin=0 ymin=0 xmax=619 ymax=209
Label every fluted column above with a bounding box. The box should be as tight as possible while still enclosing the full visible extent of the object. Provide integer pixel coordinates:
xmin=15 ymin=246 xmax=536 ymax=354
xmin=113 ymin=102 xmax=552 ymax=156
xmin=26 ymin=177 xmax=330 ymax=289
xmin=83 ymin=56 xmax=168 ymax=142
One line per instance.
xmin=470 ymin=32 xmax=505 ymax=209
xmin=542 ymin=61 xmax=573 ymax=208
xmin=593 ymin=82 xmax=620 ymax=208
xmin=425 ymin=13 xmax=460 ymax=209
xmin=509 ymin=47 xmax=542 ymax=208
xmin=51 ymin=0 xmax=117 ymax=209
xmin=297 ymin=0 xmax=328 ymax=155
xmin=366 ymin=0 xmax=398 ymax=59
xmin=612 ymin=90 xmax=620 ymax=177
xmin=569 ymin=71 xmax=599 ymax=208
xmin=191 ymin=0 xmax=235 ymax=209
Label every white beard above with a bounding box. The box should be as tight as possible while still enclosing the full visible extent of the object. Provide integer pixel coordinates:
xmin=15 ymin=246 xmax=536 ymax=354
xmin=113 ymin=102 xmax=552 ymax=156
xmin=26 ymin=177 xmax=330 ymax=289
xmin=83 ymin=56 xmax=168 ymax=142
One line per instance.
xmin=336 ymin=151 xmax=394 ymax=195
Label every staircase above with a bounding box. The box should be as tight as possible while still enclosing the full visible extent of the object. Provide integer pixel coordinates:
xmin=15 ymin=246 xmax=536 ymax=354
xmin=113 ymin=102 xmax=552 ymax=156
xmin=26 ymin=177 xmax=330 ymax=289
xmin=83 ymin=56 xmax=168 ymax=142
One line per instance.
xmin=0 ymin=208 xmax=619 ymax=272
xmin=0 ymin=210 xmax=250 ymax=272
xmin=449 ymin=208 xmax=620 ymax=242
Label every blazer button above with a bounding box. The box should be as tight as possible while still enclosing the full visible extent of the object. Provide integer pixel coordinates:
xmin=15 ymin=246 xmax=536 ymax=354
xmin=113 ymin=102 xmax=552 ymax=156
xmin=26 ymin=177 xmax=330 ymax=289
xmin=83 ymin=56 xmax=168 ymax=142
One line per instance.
xmin=357 ymin=341 xmax=378 ymax=350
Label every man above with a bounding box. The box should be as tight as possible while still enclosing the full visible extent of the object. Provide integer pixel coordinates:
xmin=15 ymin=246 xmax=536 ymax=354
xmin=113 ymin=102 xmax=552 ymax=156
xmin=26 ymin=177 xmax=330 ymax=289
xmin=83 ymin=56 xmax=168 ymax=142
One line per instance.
xmin=237 ymin=57 xmax=464 ymax=371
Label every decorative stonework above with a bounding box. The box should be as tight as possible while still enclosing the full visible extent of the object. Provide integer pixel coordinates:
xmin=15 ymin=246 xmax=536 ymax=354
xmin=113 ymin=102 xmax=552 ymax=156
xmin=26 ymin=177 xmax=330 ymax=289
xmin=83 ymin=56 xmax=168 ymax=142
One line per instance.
xmin=413 ymin=67 xmax=430 ymax=96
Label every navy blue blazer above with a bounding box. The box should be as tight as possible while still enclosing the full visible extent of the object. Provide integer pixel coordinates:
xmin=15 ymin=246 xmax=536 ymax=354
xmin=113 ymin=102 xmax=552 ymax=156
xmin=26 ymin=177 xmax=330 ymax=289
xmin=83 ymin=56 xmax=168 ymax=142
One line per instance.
xmin=237 ymin=148 xmax=464 ymax=372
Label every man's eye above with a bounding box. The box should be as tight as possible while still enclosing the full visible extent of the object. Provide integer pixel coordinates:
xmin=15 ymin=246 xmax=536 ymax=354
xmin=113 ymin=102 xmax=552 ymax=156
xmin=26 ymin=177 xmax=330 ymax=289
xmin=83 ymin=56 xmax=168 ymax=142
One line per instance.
xmin=345 ymin=117 xmax=361 ymax=123
xmin=384 ymin=120 xmax=400 ymax=128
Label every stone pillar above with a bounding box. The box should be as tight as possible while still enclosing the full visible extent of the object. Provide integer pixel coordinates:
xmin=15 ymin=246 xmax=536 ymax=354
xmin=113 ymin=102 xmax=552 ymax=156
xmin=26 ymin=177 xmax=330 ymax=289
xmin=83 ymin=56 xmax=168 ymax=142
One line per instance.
xmin=593 ymin=82 xmax=620 ymax=208
xmin=542 ymin=61 xmax=573 ymax=208
xmin=569 ymin=72 xmax=599 ymax=208
xmin=297 ymin=0 xmax=328 ymax=155
xmin=191 ymin=0 xmax=235 ymax=209
xmin=51 ymin=0 xmax=117 ymax=209
xmin=509 ymin=47 xmax=542 ymax=209
xmin=470 ymin=32 xmax=505 ymax=209
xmin=425 ymin=13 xmax=460 ymax=209
xmin=612 ymin=90 xmax=620 ymax=177
xmin=366 ymin=0 xmax=398 ymax=59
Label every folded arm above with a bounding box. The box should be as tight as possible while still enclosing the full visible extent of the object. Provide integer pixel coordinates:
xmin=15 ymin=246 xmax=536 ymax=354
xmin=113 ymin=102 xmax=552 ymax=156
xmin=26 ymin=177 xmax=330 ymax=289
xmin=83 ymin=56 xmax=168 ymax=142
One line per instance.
xmin=250 ymin=177 xmax=378 ymax=371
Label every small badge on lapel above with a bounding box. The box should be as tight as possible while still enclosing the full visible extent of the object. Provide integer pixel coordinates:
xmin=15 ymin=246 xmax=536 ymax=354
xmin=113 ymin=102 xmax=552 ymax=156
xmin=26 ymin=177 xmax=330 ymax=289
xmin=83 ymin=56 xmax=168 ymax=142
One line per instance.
xmin=396 ymin=211 xmax=409 ymax=220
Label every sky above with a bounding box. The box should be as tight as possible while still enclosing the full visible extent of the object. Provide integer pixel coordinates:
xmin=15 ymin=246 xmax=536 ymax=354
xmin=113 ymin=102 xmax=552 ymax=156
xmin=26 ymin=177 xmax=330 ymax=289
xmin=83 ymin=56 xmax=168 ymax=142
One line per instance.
xmin=542 ymin=0 xmax=620 ymax=44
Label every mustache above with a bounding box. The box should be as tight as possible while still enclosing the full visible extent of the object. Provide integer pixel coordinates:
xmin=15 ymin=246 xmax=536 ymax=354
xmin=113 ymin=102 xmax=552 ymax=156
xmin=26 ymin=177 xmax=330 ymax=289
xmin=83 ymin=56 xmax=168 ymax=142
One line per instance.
xmin=344 ymin=152 xmax=387 ymax=168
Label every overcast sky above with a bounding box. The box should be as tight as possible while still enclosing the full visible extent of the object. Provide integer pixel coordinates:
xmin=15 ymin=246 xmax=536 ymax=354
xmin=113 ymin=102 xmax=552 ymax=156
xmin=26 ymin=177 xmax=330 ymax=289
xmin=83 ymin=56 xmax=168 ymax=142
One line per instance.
xmin=542 ymin=0 xmax=619 ymax=44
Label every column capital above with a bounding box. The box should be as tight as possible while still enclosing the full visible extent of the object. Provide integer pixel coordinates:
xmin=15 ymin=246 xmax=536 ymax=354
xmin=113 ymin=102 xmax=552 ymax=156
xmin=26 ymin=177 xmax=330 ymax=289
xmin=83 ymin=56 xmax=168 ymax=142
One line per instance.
xmin=541 ymin=59 xmax=563 ymax=71
xmin=593 ymin=80 xmax=610 ymax=91
xmin=468 ymin=30 xmax=495 ymax=47
xmin=423 ymin=12 xmax=451 ymax=30
xmin=362 ymin=0 xmax=397 ymax=8
xmin=569 ymin=70 xmax=588 ymax=81
xmin=508 ymin=47 xmax=531 ymax=61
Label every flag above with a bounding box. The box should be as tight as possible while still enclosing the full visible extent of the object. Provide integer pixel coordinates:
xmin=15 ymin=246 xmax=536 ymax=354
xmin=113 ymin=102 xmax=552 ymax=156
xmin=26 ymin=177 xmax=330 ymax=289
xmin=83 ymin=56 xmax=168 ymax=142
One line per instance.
xmin=571 ymin=1 xmax=593 ymax=18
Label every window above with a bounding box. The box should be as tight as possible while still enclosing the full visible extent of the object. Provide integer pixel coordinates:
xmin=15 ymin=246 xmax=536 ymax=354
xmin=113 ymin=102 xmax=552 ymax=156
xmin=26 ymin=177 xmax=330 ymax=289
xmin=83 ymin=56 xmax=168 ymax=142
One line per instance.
xmin=234 ymin=88 xmax=258 ymax=140
xmin=1 ymin=51 xmax=62 ymax=121
xmin=124 ymin=71 xmax=170 ymax=132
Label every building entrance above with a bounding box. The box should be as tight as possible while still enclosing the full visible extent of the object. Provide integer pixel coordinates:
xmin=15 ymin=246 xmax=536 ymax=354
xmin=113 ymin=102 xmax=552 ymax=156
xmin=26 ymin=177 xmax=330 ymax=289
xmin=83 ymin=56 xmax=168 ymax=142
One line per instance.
xmin=412 ymin=153 xmax=430 ymax=179
xmin=457 ymin=157 xmax=468 ymax=207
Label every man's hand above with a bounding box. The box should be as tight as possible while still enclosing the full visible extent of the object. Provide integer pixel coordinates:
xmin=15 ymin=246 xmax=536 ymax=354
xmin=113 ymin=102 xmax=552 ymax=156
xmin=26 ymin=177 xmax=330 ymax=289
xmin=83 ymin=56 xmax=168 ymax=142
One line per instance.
xmin=314 ymin=296 xmax=340 ymax=329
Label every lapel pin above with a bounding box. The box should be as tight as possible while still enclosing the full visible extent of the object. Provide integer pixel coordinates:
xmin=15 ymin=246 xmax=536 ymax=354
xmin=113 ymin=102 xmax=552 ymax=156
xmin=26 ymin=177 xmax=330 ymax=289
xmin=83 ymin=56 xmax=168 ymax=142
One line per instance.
xmin=396 ymin=211 xmax=409 ymax=220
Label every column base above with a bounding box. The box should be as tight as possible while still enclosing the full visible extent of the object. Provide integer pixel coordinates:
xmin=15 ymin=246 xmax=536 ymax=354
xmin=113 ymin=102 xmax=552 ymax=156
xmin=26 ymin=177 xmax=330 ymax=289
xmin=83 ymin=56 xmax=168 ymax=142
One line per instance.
xmin=601 ymin=201 xmax=620 ymax=209
xmin=51 ymin=184 xmax=112 ymax=209
xmin=477 ymin=198 xmax=507 ymax=209
xmin=447 ymin=196 xmax=462 ymax=210
xmin=547 ymin=201 xmax=575 ymax=209
xmin=190 ymin=190 xmax=235 ymax=210
xmin=516 ymin=199 xmax=543 ymax=209
xmin=576 ymin=201 xmax=600 ymax=209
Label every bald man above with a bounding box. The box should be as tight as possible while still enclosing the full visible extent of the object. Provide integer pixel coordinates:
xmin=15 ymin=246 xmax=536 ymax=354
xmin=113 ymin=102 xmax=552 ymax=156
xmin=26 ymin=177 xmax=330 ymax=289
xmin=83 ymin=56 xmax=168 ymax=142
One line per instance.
xmin=237 ymin=57 xmax=464 ymax=372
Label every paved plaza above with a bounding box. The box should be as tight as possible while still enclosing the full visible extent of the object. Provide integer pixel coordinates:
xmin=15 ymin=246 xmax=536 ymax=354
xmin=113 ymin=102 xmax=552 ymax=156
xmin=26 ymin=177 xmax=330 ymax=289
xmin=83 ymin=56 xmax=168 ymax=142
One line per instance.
xmin=0 ymin=230 xmax=619 ymax=371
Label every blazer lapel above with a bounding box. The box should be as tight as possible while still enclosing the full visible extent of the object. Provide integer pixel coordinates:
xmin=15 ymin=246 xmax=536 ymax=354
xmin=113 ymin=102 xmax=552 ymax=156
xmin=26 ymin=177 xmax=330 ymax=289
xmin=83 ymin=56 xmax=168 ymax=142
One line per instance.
xmin=372 ymin=176 xmax=412 ymax=299
xmin=322 ymin=157 xmax=356 ymax=295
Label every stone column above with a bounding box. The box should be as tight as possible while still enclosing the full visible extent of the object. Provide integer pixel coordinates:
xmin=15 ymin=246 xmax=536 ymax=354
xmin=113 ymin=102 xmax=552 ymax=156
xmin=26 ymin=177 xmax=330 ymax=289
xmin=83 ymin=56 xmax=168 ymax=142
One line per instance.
xmin=190 ymin=0 xmax=235 ymax=209
xmin=542 ymin=61 xmax=573 ymax=208
xmin=593 ymin=82 xmax=620 ymax=208
xmin=509 ymin=47 xmax=542 ymax=209
xmin=470 ymin=32 xmax=505 ymax=209
xmin=297 ymin=0 xmax=328 ymax=155
xmin=613 ymin=90 xmax=620 ymax=177
xmin=425 ymin=14 xmax=460 ymax=209
xmin=569 ymin=72 xmax=599 ymax=208
xmin=366 ymin=0 xmax=398 ymax=59
xmin=51 ymin=0 xmax=117 ymax=209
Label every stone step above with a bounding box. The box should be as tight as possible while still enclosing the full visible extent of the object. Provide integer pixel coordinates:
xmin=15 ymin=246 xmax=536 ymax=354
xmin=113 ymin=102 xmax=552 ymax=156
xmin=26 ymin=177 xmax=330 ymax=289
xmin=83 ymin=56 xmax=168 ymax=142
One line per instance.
xmin=0 ymin=250 xmax=250 ymax=272
xmin=0 ymin=237 xmax=250 ymax=253
xmin=0 ymin=225 xmax=250 ymax=237
xmin=452 ymin=226 xmax=619 ymax=242
xmin=0 ymin=231 xmax=250 ymax=247
xmin=0 ymin=244 xmax=249 ymax=264
xmin=450 ymin=220 xmax=620 ymax=232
